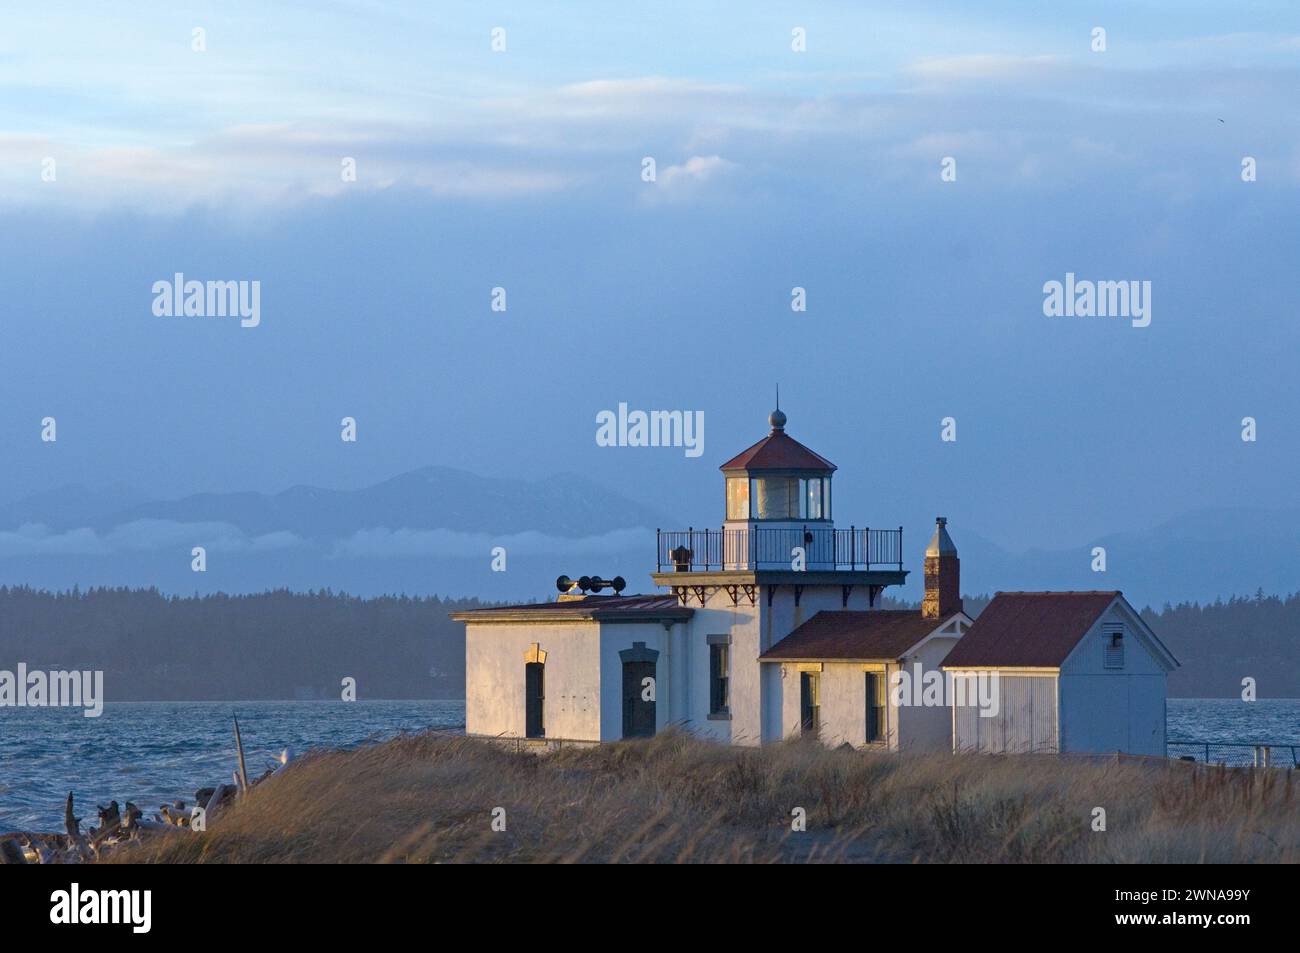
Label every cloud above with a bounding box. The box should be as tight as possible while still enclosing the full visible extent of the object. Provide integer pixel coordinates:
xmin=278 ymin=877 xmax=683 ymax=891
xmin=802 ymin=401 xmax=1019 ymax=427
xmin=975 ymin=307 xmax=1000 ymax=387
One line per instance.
xmin=905 ymin=54 xmax=1063 ymax=82
xmin=7 ymin=31 xmax=1300 ymax=212
xmin=330 ymin=527 xmax=653 ymax=559
xmin=656 ymin=155 xmax=738 ymax=192
xmin=0 ymin=521 xmax=303 ymax=557
xmin=0 ymin=521 xmax=652 ymax=561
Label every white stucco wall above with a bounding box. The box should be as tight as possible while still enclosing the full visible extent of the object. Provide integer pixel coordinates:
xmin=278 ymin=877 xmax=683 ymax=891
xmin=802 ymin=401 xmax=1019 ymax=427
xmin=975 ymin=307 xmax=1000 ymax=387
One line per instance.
xmin=759 ymin=586 xmax=876 ymax=744
xmin=465 ymin=581 xmax=932 ymax=749
xmin=774 ymin=661 xmax=899 ymax=749
xmin=686 ymin=595 xmax=758 ymax=744
xmin=894 ymin=635 xmax=961 ymax=752
xmin=681 ymin=583 xmax=879 ymax=746
xmin=465 ymin=621 xmax=602 ymax=741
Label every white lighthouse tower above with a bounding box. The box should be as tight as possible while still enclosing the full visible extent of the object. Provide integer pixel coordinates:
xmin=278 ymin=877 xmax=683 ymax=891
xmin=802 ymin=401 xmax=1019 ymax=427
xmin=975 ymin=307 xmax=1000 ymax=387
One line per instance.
xmin=651 ymin=404 xmax=912 ymax=743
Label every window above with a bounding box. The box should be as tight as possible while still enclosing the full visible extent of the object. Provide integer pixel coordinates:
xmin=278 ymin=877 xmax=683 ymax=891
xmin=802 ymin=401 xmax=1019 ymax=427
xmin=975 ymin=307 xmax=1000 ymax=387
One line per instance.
xmin=525 ymin=662 xmax=545 ymax=738
xmin=865 ymin=672 xmax=885 ymax=742
xmin=726 ymin=477 xmax=750 ymax=520
xmin=738 ymin=475 xmax=831 ymax=520
xmin=1103 ymin=625 xmax=1125 ymax=669
xmin=800 ymin=477 xmax=830 ymax=519
xmin=751 ymin=476 xmax=796 ymax=519
xmin=709 ymin=642 xmax=730 ymax=714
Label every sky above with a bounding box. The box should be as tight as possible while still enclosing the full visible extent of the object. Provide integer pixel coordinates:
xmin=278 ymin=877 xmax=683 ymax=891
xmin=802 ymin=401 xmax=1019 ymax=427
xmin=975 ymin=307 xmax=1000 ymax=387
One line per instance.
xmin=3 ymin=1 xmax=1300 ymax=559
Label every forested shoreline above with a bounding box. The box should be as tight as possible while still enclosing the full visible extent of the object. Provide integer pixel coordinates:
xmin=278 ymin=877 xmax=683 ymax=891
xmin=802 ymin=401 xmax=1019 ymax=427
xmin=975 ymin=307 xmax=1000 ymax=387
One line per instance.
xmin=0 ymin=586 xmax=1296 ymax=700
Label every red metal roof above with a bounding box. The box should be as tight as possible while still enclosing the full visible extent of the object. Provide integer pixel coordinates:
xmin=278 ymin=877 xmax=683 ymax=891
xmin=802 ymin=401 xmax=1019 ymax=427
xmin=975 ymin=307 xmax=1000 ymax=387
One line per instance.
xmin=451 ymin=594 xmax=692 ymax=623
xmin=940 ymin=591 xmax=1120 ymax=668
xmin=758 ymin=610 xmax=953 ymax=661
xmin=719 ymin=429 xmax=836 ymax=472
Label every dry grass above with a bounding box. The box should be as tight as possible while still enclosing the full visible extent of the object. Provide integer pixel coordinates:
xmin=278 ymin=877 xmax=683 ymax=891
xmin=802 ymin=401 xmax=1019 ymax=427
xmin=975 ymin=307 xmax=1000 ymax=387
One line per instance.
xmin=109 ymin=730 xmax=1300 ymax=863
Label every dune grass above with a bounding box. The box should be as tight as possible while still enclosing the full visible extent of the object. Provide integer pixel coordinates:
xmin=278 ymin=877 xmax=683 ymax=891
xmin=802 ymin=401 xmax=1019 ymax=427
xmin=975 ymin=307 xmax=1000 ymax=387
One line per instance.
xmin=110 ymin=730 xmax=1300 ymax=863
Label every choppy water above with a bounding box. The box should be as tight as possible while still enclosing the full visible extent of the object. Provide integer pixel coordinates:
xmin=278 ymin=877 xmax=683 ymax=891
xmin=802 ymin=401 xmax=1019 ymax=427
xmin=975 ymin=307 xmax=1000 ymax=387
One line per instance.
xmin=1165 ymin=698 xmax=1300 ymax=745
xmin=0 ymin=700 xmax=465 ymax=833
xmin=1 ymin=698 xmax=1296 ymax=832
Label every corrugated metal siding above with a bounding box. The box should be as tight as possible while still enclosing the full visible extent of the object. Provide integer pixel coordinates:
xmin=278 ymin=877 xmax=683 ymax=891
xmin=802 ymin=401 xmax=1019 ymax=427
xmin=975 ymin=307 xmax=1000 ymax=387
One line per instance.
xmin=952 ymin=674 xmax=1058 ymax=753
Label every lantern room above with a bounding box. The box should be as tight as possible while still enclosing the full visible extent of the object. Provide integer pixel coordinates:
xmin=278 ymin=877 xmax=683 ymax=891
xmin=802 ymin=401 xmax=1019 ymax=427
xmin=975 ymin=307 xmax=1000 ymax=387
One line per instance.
xmin=720 ymin=406 xmax=835 ymax=528
xmin=653 ymin=403 xmax=903 ymax=576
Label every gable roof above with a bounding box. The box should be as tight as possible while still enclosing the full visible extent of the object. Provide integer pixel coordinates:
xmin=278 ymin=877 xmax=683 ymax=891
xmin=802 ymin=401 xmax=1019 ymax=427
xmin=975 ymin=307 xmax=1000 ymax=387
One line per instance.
xmin=451 ymin=594 xmax=692 ymax=624
xmin=719 ymin=429 xmax=835 ymax=472
xmin=758 ymin=610 xmax=956 ymax=662
xmin=940 ymin=591 xmax=1120 ymax=668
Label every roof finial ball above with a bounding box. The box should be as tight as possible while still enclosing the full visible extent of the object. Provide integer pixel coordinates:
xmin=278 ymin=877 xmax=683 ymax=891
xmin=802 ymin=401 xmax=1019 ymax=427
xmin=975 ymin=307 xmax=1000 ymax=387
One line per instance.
xmin=769 ymin=385 xmax=786 ymax=431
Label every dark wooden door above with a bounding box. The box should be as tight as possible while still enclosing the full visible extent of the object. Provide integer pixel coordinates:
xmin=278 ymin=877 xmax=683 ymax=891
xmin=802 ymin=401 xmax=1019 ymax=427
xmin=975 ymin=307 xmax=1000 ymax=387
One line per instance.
xmin=622 ymin=660 xmax=656 ymax=738
xmin=800 ymin=672 xmax=820 ymax=736
xmin=525 ymin=662 xmax=545 ymax=738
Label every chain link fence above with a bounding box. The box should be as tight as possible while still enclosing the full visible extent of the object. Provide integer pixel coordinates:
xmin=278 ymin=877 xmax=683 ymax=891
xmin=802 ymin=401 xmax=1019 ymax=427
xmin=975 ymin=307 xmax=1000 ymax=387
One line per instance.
xmin=1167 ymin=741 xmax=1300 ymax=767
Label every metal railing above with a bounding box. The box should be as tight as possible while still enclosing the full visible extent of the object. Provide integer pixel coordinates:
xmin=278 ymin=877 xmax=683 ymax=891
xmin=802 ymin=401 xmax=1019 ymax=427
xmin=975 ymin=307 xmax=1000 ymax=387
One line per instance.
xmin=1167 ymin=740 xmax=1300 ymax=767
xmin=655 ymin=526 xmax=904 ymax=572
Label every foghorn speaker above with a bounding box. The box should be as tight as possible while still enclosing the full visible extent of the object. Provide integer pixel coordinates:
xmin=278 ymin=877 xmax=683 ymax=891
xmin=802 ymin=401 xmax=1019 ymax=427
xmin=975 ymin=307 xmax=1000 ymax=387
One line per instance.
xmin=556 ymin=575 xmax=576 ymax=593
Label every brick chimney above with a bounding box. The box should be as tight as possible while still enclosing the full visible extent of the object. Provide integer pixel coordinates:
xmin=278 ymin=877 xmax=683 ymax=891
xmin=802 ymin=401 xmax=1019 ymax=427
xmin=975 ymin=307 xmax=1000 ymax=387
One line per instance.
xmin=921 ymin=517 xmax=961 ymax=620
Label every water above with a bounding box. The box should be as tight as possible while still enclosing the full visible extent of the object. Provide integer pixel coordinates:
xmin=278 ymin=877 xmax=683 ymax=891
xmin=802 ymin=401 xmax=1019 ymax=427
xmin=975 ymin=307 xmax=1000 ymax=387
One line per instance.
xmin=1166 ymin=699 xmax=1300 ymax=746
xmin=1 ymin=698 xmax=1296 ymax=833
xmin=0 ymin=700 xmax=465 ymax=833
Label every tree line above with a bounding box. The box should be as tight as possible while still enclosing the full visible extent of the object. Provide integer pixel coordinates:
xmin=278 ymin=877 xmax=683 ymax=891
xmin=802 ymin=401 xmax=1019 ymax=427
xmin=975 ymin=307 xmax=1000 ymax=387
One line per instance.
xmin=0 ymin=586 xmax=1295 ymax=700
xmin=0 ymin=586 xmax=489 ymax=701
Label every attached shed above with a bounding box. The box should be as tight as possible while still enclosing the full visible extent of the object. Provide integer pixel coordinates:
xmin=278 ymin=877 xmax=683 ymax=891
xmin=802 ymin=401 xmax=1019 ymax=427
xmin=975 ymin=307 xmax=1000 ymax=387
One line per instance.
xmin=758 ymin=608 xmax=971 ymax=751
xmin=941 ymin=591 xmax=1178 ymax=756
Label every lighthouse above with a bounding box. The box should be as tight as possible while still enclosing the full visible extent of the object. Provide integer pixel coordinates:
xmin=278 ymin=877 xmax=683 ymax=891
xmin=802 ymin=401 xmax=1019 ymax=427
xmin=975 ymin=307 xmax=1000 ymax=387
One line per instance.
xmin=453 ymin=400 xmax=1176 ymax=756
xmin=455 ymin=402 xmax=972 ymax=750
xmin=647 ymin=404 xmax=917 ymax=744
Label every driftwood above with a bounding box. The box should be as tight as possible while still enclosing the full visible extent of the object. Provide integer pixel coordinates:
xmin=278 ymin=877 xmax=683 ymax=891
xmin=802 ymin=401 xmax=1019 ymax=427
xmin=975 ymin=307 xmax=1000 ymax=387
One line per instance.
xmin=203 ymin=783 xmax=233 ymax=820
xmin=18 ymin=717 xmax=290 ymax=864
xmin=161 ymin=799 xmax=205 ymax=827
xmin=90 ymin=801 xmax=122 ymax=845
xmin=63 ymin=791 xmax=81 ymax=839
xmin=63 ymin=792 xmax=91 ymax=861
xmin=233 ymin=716 xmax=250 ymax=795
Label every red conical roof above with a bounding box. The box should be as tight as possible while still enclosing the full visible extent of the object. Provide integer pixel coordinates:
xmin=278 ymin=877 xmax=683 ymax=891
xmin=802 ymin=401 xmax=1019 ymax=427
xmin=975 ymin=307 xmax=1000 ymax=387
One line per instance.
xmin=719 ymin=427 xmax=835 ymax=472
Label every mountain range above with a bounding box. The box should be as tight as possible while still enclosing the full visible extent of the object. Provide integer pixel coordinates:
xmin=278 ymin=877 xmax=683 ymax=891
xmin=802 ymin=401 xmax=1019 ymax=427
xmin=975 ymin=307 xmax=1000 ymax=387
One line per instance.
xmin=0 ymin=468 xmax=1295 ymax=606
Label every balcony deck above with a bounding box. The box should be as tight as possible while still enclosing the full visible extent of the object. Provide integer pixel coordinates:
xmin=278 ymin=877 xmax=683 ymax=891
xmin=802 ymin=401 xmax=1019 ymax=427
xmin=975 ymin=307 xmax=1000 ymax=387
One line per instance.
xmin=656 ymin=526 xmax=903 ymax=573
